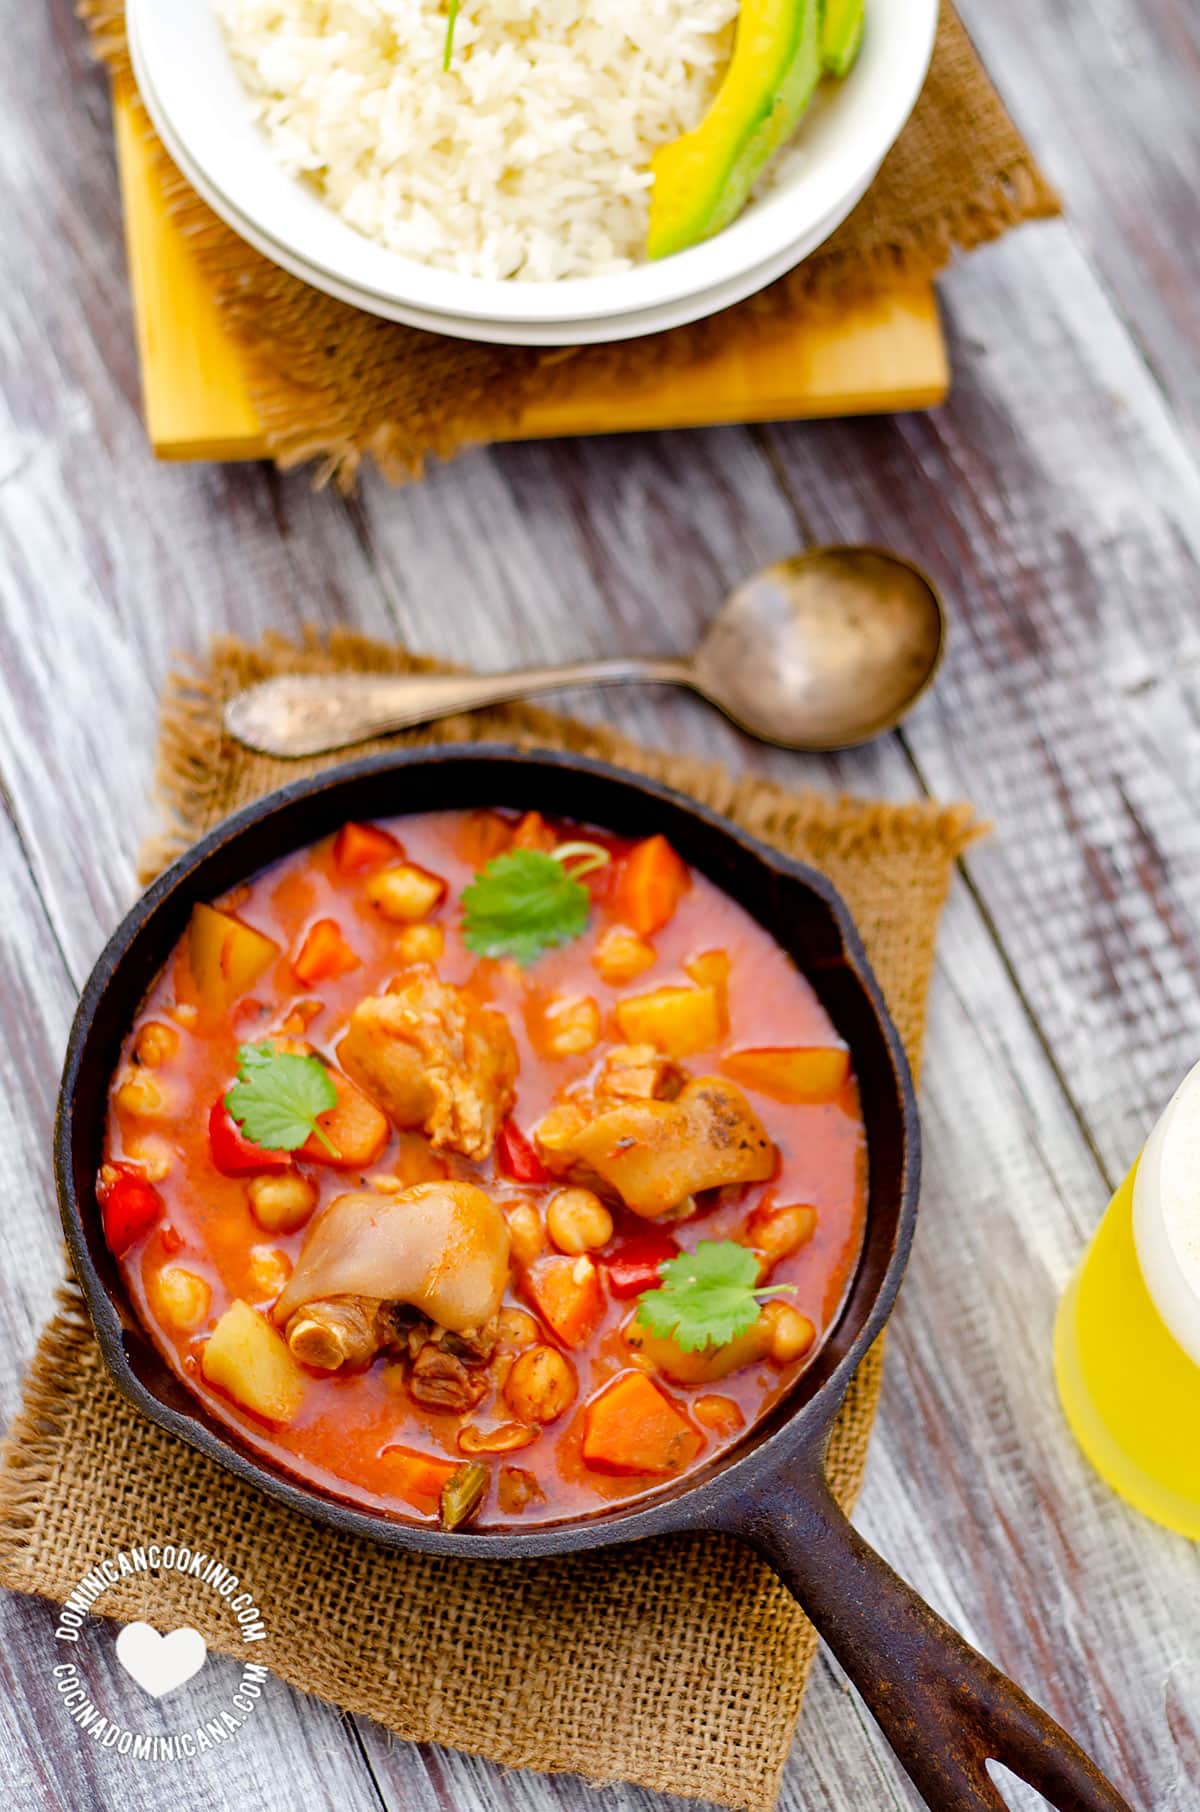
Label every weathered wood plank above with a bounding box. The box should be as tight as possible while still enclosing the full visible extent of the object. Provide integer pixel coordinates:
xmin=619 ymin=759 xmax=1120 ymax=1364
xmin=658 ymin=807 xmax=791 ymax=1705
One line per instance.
xmin=955 ymin=0 xmax=1200 ymax=451
xmin=764 ymin=224 xmax=1200 ymax=1185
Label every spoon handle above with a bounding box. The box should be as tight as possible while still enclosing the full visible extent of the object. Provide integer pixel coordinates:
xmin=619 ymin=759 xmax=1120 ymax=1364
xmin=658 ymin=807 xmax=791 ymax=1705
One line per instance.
xmin=223 ymin=658 xmax=693 ymax=759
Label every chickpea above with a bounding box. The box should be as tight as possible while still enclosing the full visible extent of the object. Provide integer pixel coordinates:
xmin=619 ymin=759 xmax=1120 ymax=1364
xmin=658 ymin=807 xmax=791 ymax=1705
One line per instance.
xmin=148 ymin=1266 xmax=211 ymax=1332
xmin=497 ymin=1306 xmax=540 ymax=1349
xmin=693 ymin=1394 xmax=745 ymax=1436
xmin=125 ymin=1133 xmax=174 ymax=1182
xmin=115 ymin=1074 xmax=168 ymax=1119
xmin=546 ymin=1188 xmax=613 ymax=1256
xmin=247 ymin=1245 xmax=292 ymax=1300
xmin=504 ymin=1345 xmax=577 ymax=1425
xmin=394 ymin=922 xmax=445 ymax=965
xmin=760 ymin=1301 xmax=817 ymax=1364
xmin=364 ymin=863 xmax=447 ymax=923
xmin=746 ymin=1203 xmax=817 ymax=1275
xmin=247 ymin=1172 xmax=318 ymax=1234
xmin=458 ymin=1422 xmax=538 ymax=1455
xmin=170 ymin=1002 xmax=199 ymax=1030
xmin=538 ymin=995 xmax=601 ymax=1058
xmin=507 ymin=1202 xmax=546 ymax=1268
xmin=498 ymin=1466 xmax=545 ymax=1515
xmin=592 ymin=928 xmax=656 ymax=986
xmin=134 ymin=1021 xmax=180 ymax=1068
xmin=367 ymin=1173 xmax=405 ymax=1194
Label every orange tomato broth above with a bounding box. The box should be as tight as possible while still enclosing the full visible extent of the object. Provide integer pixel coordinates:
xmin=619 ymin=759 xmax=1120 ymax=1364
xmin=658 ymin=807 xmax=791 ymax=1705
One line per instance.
xmin=105 ymin=809 xmax=866 ymax=1527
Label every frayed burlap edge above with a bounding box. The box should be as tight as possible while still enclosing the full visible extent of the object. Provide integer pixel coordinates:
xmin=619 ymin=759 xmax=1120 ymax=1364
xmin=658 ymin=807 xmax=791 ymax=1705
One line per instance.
xmin=79 ymin=1 xmax=1059 ymax=483
xmin=0 ymin=632 xmax=982 ymax=1810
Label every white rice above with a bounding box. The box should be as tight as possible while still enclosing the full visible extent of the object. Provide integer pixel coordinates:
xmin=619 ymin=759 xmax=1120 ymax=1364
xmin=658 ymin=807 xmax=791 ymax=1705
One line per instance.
xmin=214 ymin=0 xmax=740 ymax=280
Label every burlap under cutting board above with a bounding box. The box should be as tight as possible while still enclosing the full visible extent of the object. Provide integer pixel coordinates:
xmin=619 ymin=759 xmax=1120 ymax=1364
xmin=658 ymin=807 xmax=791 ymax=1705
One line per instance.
xmin=81 ymin=1 xmax=1058 ymax=480
xmin=0 ymin=634 xmax=979 ymax=1811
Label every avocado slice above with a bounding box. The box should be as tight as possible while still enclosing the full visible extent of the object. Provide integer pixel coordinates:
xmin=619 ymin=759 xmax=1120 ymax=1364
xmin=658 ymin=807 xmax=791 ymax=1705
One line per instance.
xmin=646 ymin=0 xmax=823 ymax=262
xmin=821 ymin=0 xmax=864 ymax=77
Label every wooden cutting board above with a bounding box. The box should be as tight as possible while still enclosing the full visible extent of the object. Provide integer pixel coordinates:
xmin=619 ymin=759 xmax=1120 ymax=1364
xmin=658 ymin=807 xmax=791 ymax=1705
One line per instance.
xmin=112 ymin=78 xmax=950 ymax=461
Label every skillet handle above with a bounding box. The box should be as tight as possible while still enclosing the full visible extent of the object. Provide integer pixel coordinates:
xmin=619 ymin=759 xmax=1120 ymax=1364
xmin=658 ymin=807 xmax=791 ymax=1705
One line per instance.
xmin=725 ymin=1447 xmax=1134 ymax=1812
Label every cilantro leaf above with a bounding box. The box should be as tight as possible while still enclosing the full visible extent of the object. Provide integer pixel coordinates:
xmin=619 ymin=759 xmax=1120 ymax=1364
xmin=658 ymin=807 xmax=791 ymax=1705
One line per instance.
xmin=461 ymin=847 xmax=594 ymax=967
xmin=224 ymin=1043 xmax=339 ymax=1155
xmin=634 ymin=1239 xmax=795 ymax=1352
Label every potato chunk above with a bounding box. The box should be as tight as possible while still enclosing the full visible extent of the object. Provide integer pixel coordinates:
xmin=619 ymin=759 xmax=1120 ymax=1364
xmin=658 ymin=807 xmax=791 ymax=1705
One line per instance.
xmin=623 ymin=1311 xmax=770 ymax=1383
xmin=364 ymin=863 xmax=447 ymax=923
xmin=201 ymin=1300 xmax=306 ymax=1424
xmin=615 ymin=985 xmax=721 ymax=1057
xmin=188 ymin=904 xmax=279 ymax=1016
xmin=533 ymin=994 xmax=601 ymax=1058
xmin=721 ymin=1046 xmax=850 ymax=1103
xmin=683 ymin=949 xmax=730 ymax=1032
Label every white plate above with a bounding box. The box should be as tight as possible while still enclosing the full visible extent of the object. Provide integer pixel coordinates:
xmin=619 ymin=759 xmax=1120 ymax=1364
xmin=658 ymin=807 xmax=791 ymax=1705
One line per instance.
xmin=137 ymin=34 xmax=876 ymax=345
xmin=131 ymin=5 xmax=876 ymax=346
xmin=128 ymin=0 xmax=935 ymax=334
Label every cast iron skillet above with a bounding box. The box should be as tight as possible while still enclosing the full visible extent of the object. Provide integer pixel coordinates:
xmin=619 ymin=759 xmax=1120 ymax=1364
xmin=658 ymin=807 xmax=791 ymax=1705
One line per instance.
xmin=56 ymin=747 xmax=1132 ymax=1812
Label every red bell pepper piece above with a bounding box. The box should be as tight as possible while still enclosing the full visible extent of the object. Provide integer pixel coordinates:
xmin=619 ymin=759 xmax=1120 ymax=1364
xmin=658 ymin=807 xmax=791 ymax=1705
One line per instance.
xmin=333 ymin=821 xmax=403 ymax=872
xmin=496 ymin=1119 xmax=552 ymax=1185
xmin=98 ymin=1165 xmax=164 ymax=1256
xmin=602 ymin=1231 xmax=681 ymax=1300
xmin=208 ymin=1099 xmax=291 ymax=1177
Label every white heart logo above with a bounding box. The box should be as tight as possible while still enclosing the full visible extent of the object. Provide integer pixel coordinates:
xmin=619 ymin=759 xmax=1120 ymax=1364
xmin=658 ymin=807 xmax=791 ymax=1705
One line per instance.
xmin=115 ymin=1623 xmax=208 ymax=1699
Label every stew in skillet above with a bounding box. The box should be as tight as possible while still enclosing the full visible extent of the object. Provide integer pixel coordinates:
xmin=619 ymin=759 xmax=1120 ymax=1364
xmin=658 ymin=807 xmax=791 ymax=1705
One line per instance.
xmin=100 ymin=809 xmax=866 ymax=1529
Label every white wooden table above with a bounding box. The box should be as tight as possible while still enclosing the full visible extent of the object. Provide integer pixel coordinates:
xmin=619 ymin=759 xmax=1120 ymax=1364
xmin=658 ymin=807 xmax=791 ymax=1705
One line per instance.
xmin=1 ymin=1 xmax=1198 ymax=1807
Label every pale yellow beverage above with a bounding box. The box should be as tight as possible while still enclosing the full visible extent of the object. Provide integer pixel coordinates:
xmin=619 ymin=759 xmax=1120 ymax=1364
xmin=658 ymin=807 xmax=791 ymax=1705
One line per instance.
xmin=1055 ymin=1060 xmax=1200 ymax=1537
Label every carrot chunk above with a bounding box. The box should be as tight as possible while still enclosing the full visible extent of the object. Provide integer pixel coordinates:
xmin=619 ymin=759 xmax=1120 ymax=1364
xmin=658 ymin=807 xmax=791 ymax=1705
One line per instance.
xmin=582 ymin=1371 xmax=701 ymax=1476
xmin=333 ymin=821 xmax=403 ymax=872
xmin=510 ymin=811 xmax=557 ymax=853
xmin=721 ymin=1046 xmax=850 ymax=1103
xmin=292 ymin=918 xmax=361 ymax=986
xmin=614 ymin=836 xmax=690 ymax=936
xmin=298 ymin=1068 xmax=389 ymax=1168
xmin=381 ymin=1445 xmax=458 ymax=1513
xmin=523 ymin=1254 xmax=605 ymax=1349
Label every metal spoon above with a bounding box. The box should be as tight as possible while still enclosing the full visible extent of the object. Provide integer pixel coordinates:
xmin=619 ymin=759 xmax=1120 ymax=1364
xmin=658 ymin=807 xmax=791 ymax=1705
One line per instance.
xmin=224 ymin=546 xmax=945 ymax=758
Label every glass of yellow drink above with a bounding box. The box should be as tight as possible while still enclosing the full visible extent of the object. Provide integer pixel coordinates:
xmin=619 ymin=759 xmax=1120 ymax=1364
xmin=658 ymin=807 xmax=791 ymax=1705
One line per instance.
xmin=1055 ymin=1062 xmax=1200 ymax=1537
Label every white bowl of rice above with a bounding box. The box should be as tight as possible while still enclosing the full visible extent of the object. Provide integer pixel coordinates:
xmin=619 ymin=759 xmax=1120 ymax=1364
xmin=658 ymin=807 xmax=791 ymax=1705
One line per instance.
xmin=128 ymin=0 xmax=937 ymax=343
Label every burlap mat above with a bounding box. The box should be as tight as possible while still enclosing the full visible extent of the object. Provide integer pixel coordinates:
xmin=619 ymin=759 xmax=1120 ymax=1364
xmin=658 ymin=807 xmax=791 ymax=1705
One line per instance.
xmin=81 ymin=0 xmax=1057 ymax=482
xmin=0 ymin=633 xmax=979 ymax=1810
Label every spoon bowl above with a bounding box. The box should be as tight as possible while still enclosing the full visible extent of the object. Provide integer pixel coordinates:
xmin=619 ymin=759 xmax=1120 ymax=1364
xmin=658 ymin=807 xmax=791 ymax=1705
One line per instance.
xmin=692 ymin=546 xmax=945 ymax=749
xmin=224 ymin=545 xmax=946 ymax=759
